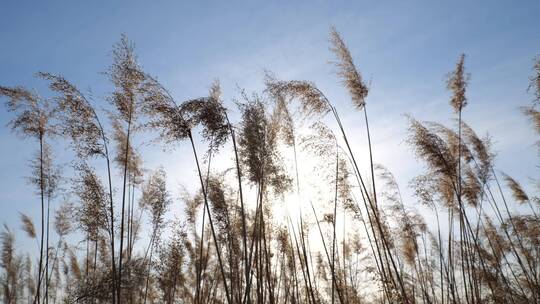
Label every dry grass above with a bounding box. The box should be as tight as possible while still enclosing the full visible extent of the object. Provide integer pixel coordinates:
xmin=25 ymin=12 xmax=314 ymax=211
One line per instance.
xmin=0 ymin=28 xmax=539 ymax=304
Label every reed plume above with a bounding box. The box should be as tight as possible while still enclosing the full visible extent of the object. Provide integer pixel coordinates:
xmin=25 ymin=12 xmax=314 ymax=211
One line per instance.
xmin=238 ymin=96 xmax=291 ymax=193
xmin=447 ymin=54 xmax=469 ymax=112
xmin=407 ymin=118 xmax=457 ymax=194
xmin=329 ymin=27 xmax=369 ymax=110
xmin=501 ymin=173 xmax=530 ymax=203
xmin=20 ymin=214 xmax=36 ymax=240
xmin=38 ymin=72 xmax=105 ymax=158
xmin=75 ymin=163 xmax=110 ymax=245
xmin=265 ymin=75 xmax=331 ymax=118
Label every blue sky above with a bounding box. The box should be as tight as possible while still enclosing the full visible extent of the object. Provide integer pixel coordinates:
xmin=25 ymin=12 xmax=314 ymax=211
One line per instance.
xmin=1 ymin=1 xmax=539 ymax=249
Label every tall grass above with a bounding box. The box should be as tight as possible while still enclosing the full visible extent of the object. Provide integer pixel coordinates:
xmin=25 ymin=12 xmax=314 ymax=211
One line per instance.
xmin=1 ymin=29 xmax=539 ymax=304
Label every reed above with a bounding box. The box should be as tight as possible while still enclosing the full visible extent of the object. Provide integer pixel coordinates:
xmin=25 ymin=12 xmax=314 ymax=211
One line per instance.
xmin=1 ymin=29 xmax=538 ymax=304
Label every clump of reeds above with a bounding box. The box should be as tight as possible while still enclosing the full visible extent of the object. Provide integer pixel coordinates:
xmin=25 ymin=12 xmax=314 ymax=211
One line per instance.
xmin=0 ymin=28 xmax=538 ymax=304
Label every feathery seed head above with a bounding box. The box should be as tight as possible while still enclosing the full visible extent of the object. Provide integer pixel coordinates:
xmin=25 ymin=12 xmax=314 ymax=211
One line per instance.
xmin=75 ymin=163 xmax=109 ymax=241
xmin=140 ymin=168 xmax=171 ymax=233
xmin=38 ymin=72 xmax=105 ymax=158
xmin=238 ymin=96 xmax=292 ymax=193
xmin=407 ymin=117 xmax=457 ymax=179
xmin=329 ymin=27 xmax=369 ymax=110
xmin=1 ymin=85 xmax=55 ymax=139
xmin=447 ymin=54 xmax=469 ymax=112
xmin=502 ymin=172 xmax=529 ymax=204
xmin=142 ymin=77 xmax=191 ymax=145
xmin=109 ymin=35 xmax=146 ymax=123
xmin=265 ymin=74 xmax=331 ymax=117
xmin=19 ymin=213 xmax=36 ymax=239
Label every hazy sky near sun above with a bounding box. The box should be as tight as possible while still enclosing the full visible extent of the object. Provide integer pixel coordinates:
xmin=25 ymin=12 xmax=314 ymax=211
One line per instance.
xmin=0 ymin=0 xmax=539 ymax=245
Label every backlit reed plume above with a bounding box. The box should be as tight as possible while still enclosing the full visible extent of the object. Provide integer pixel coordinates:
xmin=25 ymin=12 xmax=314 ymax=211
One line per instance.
xmin=38 ymin=72 xmax=105 ymax=158
xmin=501 ymin=173 xmax=529 ymax=203
xmin=462 ymin=167 xmax=482 ymax=207
xmin=205 ymin=175 xmax=232 ymax=236
xmin=140 ymin=168 xmax=170 ymax=237
xmin=108 ymin=35 xmax=146 ymax=125
xmin=426 ymin=122 xmax=473 ymax=163
xmin=447 ymin=54 xmax=469 ymax=112
xmin=179 ymin=83 xmax=229 ymax=153
xmin=55 ymin=202 xmax=74 ymax=239
xmin=112 ymin=118 xmax=143 ymax=184
xmin=238 ymin=96 xmax=291 ymax=192
xmin=20 ymin=213 xmax=37 ymax=240
xmin=141 ymin=77 xmax=190 ymax=145
xmin=329 ymin=27 xmax=369 ymax=110
xmin=423 ymin=121 xmax=488 ymax=207
xmin=265 ymin=75 xmax=331 ymax=118
xmin=461 ymin=121 xmax=493 ymax=183
xmin=271 ymin=93 xmax=295 ymax=147
xmin=407 ymin=118 xmax=458 ymax=210
xmin=408 ymin=118 xmax=457 ymax=181
xmin=301 ymin=122 xmax=352 ymax=212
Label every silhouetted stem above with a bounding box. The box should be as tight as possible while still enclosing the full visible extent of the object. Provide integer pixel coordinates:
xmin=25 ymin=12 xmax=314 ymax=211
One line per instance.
xmin=189 ymin=131 xmax=232 ymax=304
